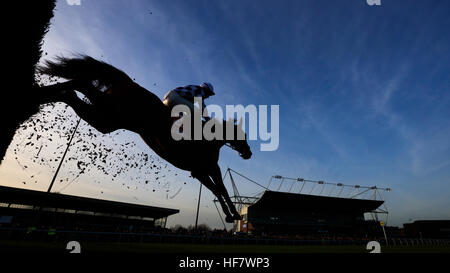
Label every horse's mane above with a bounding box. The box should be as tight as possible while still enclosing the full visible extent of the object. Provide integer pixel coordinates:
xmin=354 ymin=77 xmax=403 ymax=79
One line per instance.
xmin=37 ymin=55 xmax=132 ymax=86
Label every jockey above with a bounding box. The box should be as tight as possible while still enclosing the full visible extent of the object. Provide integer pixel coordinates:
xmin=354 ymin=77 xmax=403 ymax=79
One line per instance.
xmin=163 ymin=82 xmax=215 ymax=119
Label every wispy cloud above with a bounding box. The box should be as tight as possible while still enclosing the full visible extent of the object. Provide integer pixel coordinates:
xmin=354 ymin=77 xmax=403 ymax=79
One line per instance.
xmin=3 ymin=0 xmax=449 ymax=228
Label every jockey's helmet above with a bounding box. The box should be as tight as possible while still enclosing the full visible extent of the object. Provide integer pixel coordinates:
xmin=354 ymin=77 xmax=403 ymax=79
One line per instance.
xmin=200 ymin=82 xmax=215 ymax=96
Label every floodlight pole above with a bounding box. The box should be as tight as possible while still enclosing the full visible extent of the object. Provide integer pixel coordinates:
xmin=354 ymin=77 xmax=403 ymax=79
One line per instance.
xmin=194 ymin=183 xmax=202 ymax=229
xmin=47 ymin=118 xmax=81 ymax=193
xmin=381 ymin=222 xmax=389 ymax=246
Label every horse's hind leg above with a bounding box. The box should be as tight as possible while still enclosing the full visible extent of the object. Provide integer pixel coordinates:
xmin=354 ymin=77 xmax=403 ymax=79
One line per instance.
xmin=37 ymin=80 xmax=101 ymax=105
xmin=73 ymin=81 xmax=106 ymax=106
xmin=55 ymin=90 xmax=115 ymax=134
xmin=35 ymin=80 xmax=81 ymax=105
xmin=191 ymin=171 xmax=234 ymax=222
xmin=37 ymin=81 xmax=116 ymax=134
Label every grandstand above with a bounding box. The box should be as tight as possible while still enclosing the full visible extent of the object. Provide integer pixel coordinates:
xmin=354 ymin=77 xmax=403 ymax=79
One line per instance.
xmin=238 ymin=191 xmax=384 ymax=236
xmin=403 ymin=220 xmax=450 ymax=239
xmin=219 ymin=169 xmax=390 ymax=237
xmin=0 ymin=185 xmax=179 ymax=232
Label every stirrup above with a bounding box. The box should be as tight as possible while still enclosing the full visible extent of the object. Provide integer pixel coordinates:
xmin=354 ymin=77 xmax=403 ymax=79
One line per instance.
xmin=225 ymin=215 xmax=234 ymax=223
xmin=233 ymin=214 xmax=242 ymax=221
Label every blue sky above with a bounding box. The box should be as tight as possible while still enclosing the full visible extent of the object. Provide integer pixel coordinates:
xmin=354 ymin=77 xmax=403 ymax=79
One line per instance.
xmin=1 ymin=0 xmax=450 ymax=228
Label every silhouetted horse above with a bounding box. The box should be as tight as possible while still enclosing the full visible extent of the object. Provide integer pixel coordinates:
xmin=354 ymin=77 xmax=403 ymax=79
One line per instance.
xmin=37 ymin=56 xmax=252 ymax=222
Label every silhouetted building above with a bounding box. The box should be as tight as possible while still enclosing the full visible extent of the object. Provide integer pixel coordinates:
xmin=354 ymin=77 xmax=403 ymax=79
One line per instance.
xmin=0 ymin=185 xmax=178 ymax=232
xmin=403 ymin=220 xmax=450 ymax=239
xmin=238 ymin=191 xmax=384 ymax=237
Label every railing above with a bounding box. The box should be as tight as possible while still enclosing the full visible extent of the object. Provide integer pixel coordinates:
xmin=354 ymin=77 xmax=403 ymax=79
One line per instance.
xmin=1 ymin=227 xmax=449 ymax=247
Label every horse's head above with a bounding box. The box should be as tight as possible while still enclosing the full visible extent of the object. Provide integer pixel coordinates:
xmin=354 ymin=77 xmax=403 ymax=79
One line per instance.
xmin=225 ymin=118 xmax=252 ymax=160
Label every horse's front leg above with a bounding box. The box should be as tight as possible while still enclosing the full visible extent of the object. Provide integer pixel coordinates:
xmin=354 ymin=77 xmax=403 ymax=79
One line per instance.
xmin=191 ymin=171 xmax=234 ymax=223
xmin=209 ymin=165 xmax=241 ymax=220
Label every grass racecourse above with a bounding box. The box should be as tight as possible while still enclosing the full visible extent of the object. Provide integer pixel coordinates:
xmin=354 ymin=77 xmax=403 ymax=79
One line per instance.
xmin=1 ymin=240 xmax=449 ymax=253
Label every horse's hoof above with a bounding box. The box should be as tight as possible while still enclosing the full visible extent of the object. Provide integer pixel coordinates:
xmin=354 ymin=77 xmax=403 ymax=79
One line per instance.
xmin=225 ymin=216 xmax=234 ymax=223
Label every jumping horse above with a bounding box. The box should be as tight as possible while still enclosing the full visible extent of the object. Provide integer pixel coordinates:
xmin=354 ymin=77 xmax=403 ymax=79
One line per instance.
xmin=36 ymin=56 xmax=252 ymax=222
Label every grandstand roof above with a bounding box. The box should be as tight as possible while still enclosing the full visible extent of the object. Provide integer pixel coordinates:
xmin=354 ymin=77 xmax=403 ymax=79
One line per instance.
xmin=250 ymin=190 xmax=383 ymax=213
xmin=0 ymin=185 xmax=179 ymax=219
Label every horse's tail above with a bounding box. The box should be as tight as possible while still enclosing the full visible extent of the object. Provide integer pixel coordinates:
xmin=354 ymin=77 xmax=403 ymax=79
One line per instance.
xmin=37 ymin=55 xmax=133 ymax=86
